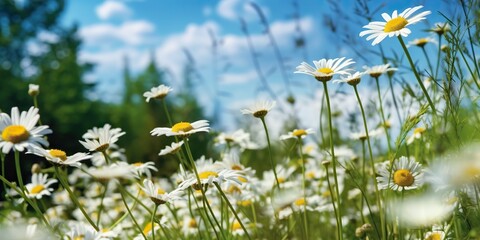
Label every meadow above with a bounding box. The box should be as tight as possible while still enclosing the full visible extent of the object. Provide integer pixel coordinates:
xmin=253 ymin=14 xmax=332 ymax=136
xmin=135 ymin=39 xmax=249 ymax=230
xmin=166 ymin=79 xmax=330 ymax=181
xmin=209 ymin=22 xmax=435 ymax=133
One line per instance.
xmin=1 ymin=2 xmax=480 ymax=240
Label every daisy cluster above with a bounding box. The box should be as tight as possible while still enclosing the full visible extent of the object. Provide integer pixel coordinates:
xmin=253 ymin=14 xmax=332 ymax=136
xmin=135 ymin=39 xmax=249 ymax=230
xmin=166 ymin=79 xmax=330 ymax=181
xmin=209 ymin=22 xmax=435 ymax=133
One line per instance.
xmin=0 ymin=4 xmax=478 ymax=240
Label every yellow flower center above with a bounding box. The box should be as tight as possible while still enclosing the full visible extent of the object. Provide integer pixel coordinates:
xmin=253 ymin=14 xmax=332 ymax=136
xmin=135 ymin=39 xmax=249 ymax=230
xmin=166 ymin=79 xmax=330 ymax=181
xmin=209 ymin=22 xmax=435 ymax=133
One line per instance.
xmin=415 ymin=38 xmax=429 ymax=47
xmin=294 ymin=197 xmax=306 ymax=206
xmin=189 ymin=219 xmax=197 ymax=228
xmin=157 ymin=188 xmax=166 ymax=194
xmin=132 ymin=162 xmax=143 ymax=167
xmin=73 ymin=235 xmax=84 ymax=240
xmin=293 ymin=129 xmax=307 ymax=137
xmin=384 ymin=17 xmax=408 ymax=32
xmin=198 ymin=171 xmax=218 ymax=179
xmin=413 ymin=127 xmax=426 ymax=135
xmin=317 ymin=68 xmax=333 ymax=74
xmin=238 ymin=176 xmax=248 ymax=183
xmin=277 ymin=177 xmax=286 ymax=183
xmin=31 ymin=185 xmax=45 ymax=194
xmin=49 ymin=149 xmax=67 ymax=161
xmin=143 ymin=222 xmax=153 ymax=235
xmin=2 ymin=125 xmax=30 ymax=143
xmin=393 ymin=169 xmax=414 ymax=187
xmin=425 ymin=232 xmax=442 ymax=240
xmin=322 ymin=191 xmax=331 ymax=198
xmin=227 ymin=185 xmax=242 ymax=194
xmin=238 ymin=199 xmax=252 ymax=206
xmin=231 ymin=165 xmax=243 ymax=170
xmin=306 ymin=171 xmax=315 ymax=179
xmin=231 ymin=221 xmax=242 ymax=231
xmin=171 ymin=122 xmax=193 ymax=133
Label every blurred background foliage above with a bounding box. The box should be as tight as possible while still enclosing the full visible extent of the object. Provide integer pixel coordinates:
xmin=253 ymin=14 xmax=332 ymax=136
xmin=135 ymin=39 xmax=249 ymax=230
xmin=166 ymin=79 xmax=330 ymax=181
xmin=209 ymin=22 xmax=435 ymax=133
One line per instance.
xmin=0 ymin=0 xmax=211 ymax=180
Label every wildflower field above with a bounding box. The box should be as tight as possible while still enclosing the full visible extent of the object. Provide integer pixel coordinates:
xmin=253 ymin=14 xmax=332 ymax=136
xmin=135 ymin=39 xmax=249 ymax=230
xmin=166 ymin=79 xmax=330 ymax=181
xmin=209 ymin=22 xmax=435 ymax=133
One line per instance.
xmin=1 ymin=1 xmax=480 ymax=240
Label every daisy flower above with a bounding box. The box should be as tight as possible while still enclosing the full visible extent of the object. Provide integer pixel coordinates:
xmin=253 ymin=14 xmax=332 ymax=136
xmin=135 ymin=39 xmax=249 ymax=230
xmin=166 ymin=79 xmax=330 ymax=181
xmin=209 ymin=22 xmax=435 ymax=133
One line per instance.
xmin=28 ymin=147 xmax=91 ymax=168
xmin=80 ymin=126 xmax=124 ymax=152
xmin=431 ymin=22 xmax=450 ymax=35
xmin=279 ymin=128 xmax=314 ymax=140
xmin=363 ymin=63 xmax=398 ymax=78
xmin=87 ymin=164 xmax=135 ymax=182
xmin=179 ymin=158 xmax=243 ymax=190
xmin=408 ymin=36 xmax=437 ymax=47
xmin=28 ymin=84 xmax=39 ymax=96
xmin=82 ymin=123 xmax=125 ymax=140
xmin=377 ymin=156 xmax=424 ymax=191
xmin=141 ymin=179 xmax=184 ymax=205
xmin=294 ymin=57 xmax=355 ymax=82
xmin=130 ymin=161 xmax=158 ymax=179
xmin=406 ymin=126 xmax=426 ymax=145
xmin=158 ymin=141 xmax=184 ymax=156
xmin=333 ymin=71 xmax=364 ymax=86
xmin=0 ymin=107 xmax=52 ymax=154
xmin=240 ymin=100 xmax=276 ymax=118
xmin=359 ymin=5 xmax=431 ymax=45
xmin=215 ymin=129 xmax=259 ymax=150
xmin=151 ymin=120 xmax=209 ymax=137
xmin=143 ymin=84 xmax=173 ymax=102
xmin=424 ymin=230 xmax=445 ymax=240
xmin=25 ymin=173 xmax=57 ymax=199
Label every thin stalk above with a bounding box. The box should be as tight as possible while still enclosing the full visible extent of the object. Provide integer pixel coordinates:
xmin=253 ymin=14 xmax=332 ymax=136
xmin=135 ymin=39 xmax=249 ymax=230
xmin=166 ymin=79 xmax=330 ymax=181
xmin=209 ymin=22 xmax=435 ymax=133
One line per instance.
xmin=162 ymin=99 xmax=173 ymax=127
xmin=183 ymin=139 xmax=223 ymax=239
xmin=54 ymin=166 xmax=99 ymax=231
xmin=101 ymin=151 xmax=110 ymax=165
xmin=360 ymin=139 xmax=366 ymax=224
xmin=435 ymin=35 xmax=442 ymax=80
xmin=33 ymin=96 xmax=43 ymax=126
xmin=118 ymin=184 xmax=147 ymax=239
xmin=297 ymin=138 xmax=309 ymax=239
xmin=109 ymin=190 xmax=142 ymax=230
xmin=1 ymin=153 xmax=9 ymax=200
xmin=324 ymin=164 xmax=341 ymax=240
xmin=397 ymin=36 xmax=437 ymax=114
xmin=214 ymin=182 xmax=252 ymax=240
xmin=374 ymin=76 xmax=392 ymax=153
xmin=321 ymin=81 xmax=343 ymax=238
xmin=353 ymin=85 xmax=384 ymax=240
xmin=14 ymin=150 xmax=25 ymax=192
xmin=250 ymin=202 xmax=258 ymax=234
xmin=152 ymin=204 xmax=158 ymax=240
xmin=260 ymin=117 xmax=280 ymax=189
xmin=96 ymin=183 xmax=108 ymax=227
xmin=421 ymin=46 xmax=434 ymax=78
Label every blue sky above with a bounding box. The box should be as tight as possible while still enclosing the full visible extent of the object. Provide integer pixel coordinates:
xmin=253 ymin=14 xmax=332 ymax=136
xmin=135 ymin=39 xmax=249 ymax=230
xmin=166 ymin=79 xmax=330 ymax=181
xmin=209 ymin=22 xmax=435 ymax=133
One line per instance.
xmin=60 ymin=0 xmax=454 ymax=130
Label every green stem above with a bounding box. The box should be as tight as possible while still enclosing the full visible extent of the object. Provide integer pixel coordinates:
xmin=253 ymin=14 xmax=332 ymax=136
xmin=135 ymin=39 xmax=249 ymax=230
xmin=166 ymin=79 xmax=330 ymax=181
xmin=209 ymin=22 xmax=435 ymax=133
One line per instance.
xmin=324 ymin=164 xmax=341 ymax=240
xmin=1 ymin=153 xmax=9 ymax=200
xmin=260 ymin=117 xmax=280 ymax=189
xmin=353 ymin=85 xmax=384 ymax=240
xmin=109 ymin=190 xmax=141 ymax=230
xmin=54 ymin=166 xmax=99 ymax=231
xmin=101 ymin=151 xmax=110 ymax=165
xmin=33 ymin=96 xmax=43 ymax=126
xmin=183 ymin=139 xmax=223 ymax=239
xmin=162 ymin=100 xmax=173 ymax=127
xmin=397 ymin=36 xmax=437 ymax=114
xmin=298 ymin=138 xmax=308 ymax=239
xmin=152 ymin=204 xmax=158 ymax=240
xmin=374 ymin=76 xmax=392 ymax=153
xmin=96 ymin=183 xmax=108 ymax=227
xmin=118 ymin=184 xmax=147 ymax=239
xmin=14 ymin=150 xmax=25 ymax=192
xmin=321 ymin=81 xmax=343 ymax=239
xmin=421 ymin=46 xmax=434 ymax=78
xmin=214 ymin=182 xmax=252 ymax=240
xmin=435 ymin=35 xmax=442 ymax=81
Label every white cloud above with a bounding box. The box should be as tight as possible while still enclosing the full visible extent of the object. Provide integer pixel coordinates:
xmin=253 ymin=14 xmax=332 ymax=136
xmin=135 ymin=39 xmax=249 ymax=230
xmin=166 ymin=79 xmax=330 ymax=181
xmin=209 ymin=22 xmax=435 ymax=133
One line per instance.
xmin=96 ymin=0 xmax=132 ymax=20
xmin=80 ymin=20 xmax=155 ymax=46
xmin=216 ymin=0 xmax=267 ymax=22
xmin=220 ymin=70 xmax=257 ymax=84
